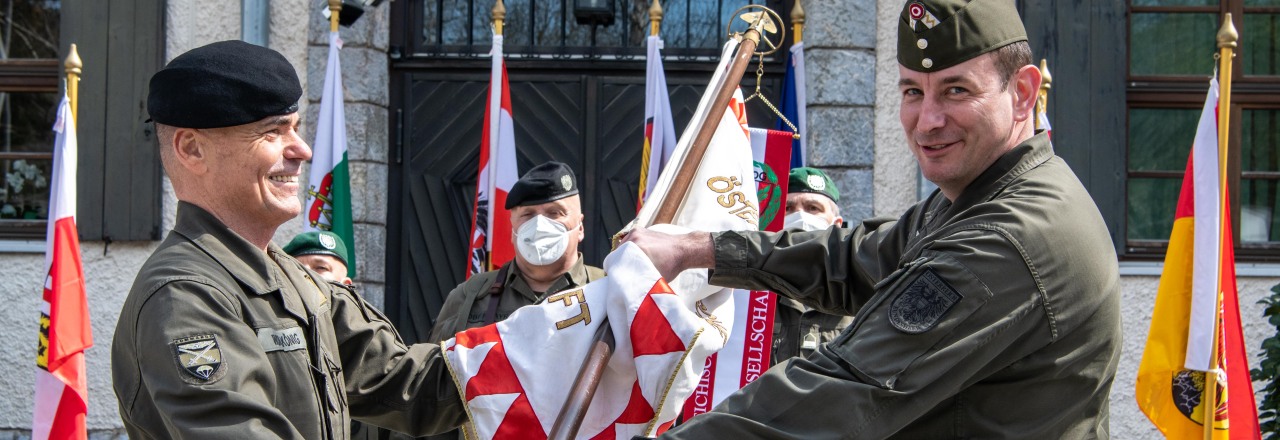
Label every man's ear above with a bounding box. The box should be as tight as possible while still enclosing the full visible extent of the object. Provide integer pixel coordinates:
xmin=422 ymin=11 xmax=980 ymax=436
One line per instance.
xmin=1011 ymin=64 xmax=1042 ymax=123
xmin=171 ymin=128 xmax=210 ymax=175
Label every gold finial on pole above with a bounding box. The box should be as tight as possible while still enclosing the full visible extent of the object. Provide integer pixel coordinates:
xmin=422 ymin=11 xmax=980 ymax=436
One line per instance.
xmin=64 ymin=44 xmax=81 ymax=121
xmin=791 ymin=0 xmax=805 ymax=44
xmin=1201 ymin=12 xmax=1236 ymax=440
xmin=492 ymin=0 xmax=506 ymax=35
xmin=649 ymin=0 xmax=663 ymax=37
xmin=1035 ymin=59 xmax=1051 ymax=130
xmin=328 ymin=0 xmax=342 ymax=33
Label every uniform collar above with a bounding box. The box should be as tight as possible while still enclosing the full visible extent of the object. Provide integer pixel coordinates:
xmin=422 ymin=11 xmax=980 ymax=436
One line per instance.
xmin=172 ymin=201 xmax=284 ymax=296
xmin=508 ymin=253 xmax=592 ymax=302
xmin=949 ymin=131 xmax=1054 ymax=211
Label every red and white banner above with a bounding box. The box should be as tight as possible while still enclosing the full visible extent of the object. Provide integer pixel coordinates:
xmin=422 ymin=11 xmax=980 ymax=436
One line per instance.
xmin=33 ymin=95 xmax=92 ymax=440
xmin=467 ymin=34 xmax=519 ymax=278
xmin=445 ymin=39 xmax=757 ymax=439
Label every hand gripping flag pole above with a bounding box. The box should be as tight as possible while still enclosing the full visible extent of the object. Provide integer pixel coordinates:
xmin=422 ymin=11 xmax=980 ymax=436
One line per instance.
xmin=548 ymin=7 xmax=781 ymax=439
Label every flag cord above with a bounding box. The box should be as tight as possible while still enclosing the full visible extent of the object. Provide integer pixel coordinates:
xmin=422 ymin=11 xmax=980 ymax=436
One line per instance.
xmin=742 ymin=57 xmax=800 ymax=139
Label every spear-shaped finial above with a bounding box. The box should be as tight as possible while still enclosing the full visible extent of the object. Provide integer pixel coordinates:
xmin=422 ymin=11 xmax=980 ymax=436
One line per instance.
xmin=64 ymin=44 xmax=82 ymax=120
xmin=1217 ymin=13 xmax=1238 ymax=50
xmin=791 ymin=0 xmax=805 ymax=44
xmin=1039 ymin=58 xmax=1052 ymax=92
xmin=649 ymin=0 xmax=663 ymax=37
xmin=493 ymin=0 xmax=506 ymax=35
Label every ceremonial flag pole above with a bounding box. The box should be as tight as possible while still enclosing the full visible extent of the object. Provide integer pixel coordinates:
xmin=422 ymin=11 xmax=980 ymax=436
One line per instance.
xmin=636 ymin=0 xmax=677 ymax=213
xmin=777 ymin=0 xmax=807 ymax=168
xmin=33 ymin=44 xmax=92 ymax=440
xmin=304 ymin=0 xmax=358 ymax=277
xmin=1035 ymin=59 xmax=1052 ymax=137
xmin=549 ymin=9 xmax=776 ymax=438
xmin=465 ymin=0 xmax=519 ymax=278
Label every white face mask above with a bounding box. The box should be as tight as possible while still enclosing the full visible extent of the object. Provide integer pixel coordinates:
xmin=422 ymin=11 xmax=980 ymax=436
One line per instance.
xmin=515 ymin=215 xmax=571 ymax=266
xmin=784 ymin=211 xmax=832 ymax=232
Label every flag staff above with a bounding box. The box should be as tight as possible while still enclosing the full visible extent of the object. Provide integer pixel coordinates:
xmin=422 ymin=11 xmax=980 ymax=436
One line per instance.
xmin=1201 ymin=13 xmax=1236 ymax=440
xmin=493 ymin=0 xmax=505 ymax=35
xmin=650 ymin=0 xmax=663 ymax=36
xmin=64 ymin=44 xmax=81 ymax=121
xmin=550 ymin=8 xmax=779 ymax=439
xmin=1035 ymin=59 xmax=1051 ymax=131
xmin=791 ymin=0 xmax=804 ymax=44
xmin=328 ymin=0 xmax=341 ymax=33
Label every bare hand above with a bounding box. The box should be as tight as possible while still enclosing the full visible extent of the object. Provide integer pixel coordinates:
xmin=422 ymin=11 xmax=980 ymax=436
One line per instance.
xmin=622 ymin=226 xmax=714 ymax=281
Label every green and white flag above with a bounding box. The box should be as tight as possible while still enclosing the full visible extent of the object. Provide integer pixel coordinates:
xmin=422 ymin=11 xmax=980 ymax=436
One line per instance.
xmin=305 ymin=31 xmax=356 ymax=277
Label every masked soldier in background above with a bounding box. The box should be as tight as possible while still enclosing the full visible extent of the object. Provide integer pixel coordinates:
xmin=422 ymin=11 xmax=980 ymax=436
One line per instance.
xmin=773 ymin=167 xmax=853 ymax=365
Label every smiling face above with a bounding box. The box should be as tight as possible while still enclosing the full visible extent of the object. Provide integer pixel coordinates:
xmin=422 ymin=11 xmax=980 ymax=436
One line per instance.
xmin=194 ymin=113 xmax=311 ymax=232
xmin=898 ymin=52 xmax=1038 ymax=200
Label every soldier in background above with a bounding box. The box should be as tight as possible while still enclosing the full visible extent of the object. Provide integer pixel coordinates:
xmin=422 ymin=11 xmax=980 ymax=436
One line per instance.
xmin=284 ymin=230 xmax=353 ymax=285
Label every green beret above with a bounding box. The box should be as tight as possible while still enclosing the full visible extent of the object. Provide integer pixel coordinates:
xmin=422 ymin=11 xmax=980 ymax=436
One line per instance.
xmin=897 ymin=0 xmax=1028 ymax=72
xmin=283 ymin=231 xmax=350 ymax=266
xmin=505 ymin=161 xmax=579 ymax=209
xmin=788 ymin=167 xmax=839 ymax=203
xmin=148 ymin=40 xmax=302 ymax=128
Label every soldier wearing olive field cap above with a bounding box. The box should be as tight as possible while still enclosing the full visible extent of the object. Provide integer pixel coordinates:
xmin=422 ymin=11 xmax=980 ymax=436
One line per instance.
xmin=112 ymin=40 xmax=465 ymax=439
xmin=627 ymin=0 xmax=1121 ymax=437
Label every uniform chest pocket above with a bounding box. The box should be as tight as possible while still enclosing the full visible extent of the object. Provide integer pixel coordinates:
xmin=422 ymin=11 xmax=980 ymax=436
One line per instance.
xmin=829 ymin=254 xmax=992 ymax=390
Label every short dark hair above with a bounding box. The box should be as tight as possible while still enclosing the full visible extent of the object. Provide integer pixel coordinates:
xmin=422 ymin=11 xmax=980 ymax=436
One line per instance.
xmin=992 ymin=41 xmax=1033 ymax=88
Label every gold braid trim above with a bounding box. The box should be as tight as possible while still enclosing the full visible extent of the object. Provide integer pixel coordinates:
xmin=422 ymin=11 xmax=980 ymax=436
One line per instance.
xmin=644 ymin=327 xmax=705 ymax=435
xmin=442 ymin=339 xmax=480 ymax=440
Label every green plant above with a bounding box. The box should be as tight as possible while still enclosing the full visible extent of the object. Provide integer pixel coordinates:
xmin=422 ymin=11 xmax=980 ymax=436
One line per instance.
xmin=1254 ymin=283 xmax=1280 ymax=438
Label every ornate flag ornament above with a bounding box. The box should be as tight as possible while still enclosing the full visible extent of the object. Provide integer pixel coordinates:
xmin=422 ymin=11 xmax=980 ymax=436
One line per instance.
xmin=304 ymin=31 xmax=357 ymax=277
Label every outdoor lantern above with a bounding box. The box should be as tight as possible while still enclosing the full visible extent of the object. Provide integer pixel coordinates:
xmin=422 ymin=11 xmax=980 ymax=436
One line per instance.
xmin=574 ymin=0 xmax=615 ymax=26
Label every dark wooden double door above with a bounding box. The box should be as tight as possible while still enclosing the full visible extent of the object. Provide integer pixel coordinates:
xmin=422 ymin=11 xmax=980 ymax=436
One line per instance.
xmin=387 ymin=66 xmax=781 ymax=342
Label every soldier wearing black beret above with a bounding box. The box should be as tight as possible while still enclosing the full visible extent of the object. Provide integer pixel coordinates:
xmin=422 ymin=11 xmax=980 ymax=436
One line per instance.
xmin=113 ymin=40 xmax=467 ymax=439
xmin=428 ymin=163 xmax=606 ymax=440
xmin=628 ymin=0 xmax=1121 ymax=437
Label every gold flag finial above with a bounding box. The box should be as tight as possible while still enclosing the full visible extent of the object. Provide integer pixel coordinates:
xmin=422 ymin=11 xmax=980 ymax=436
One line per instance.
xmin=64 ymin=44 xmax=82 ymax=120
xmin=492 ymin=0 xmax=506 ymax=35
xmin=328 ymin=0 xmax=342 ymax=33
xmin=1217 ymin=13 xmax=1238 ymax=49
xmin=791 ymin=0 xmax=805 ymax=43
xmin=649 ymin=0 xmax=663 ymax=36
xmin=1039 ymin=58 xmax=1052 ymax=92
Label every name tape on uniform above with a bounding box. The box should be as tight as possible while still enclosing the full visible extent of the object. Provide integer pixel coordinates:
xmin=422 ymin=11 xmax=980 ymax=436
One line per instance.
xmin=257 ymin=326 xmax=308 ymax=353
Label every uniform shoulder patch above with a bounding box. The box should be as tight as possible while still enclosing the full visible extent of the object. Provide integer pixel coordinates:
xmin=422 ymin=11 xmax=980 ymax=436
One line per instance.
xmin=172 ymin=335 xmax=226 ymax=383
xmin=888 ymin=268 xmax=962 ymax=334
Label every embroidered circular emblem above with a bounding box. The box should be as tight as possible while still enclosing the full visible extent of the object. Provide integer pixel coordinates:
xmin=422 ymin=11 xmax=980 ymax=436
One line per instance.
xmin=561 ymin=174 xmax=573 ymax=191
xmin=319 ymin=233 xmax=337 ymax=250
xmin=888 ymin=268 xmax=961 ymax=334
xmin=806 ymin=175 xmax=826 ymax=191
xmin=908 ymin=3 xmax=926 ymax=20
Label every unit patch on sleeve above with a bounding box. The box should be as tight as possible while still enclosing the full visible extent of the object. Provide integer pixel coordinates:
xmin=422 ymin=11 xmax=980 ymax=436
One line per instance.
xmin=888 ymin=268 xmax=962 ymax=334
xmin=172 ymin=335 xmax=225 ymax=383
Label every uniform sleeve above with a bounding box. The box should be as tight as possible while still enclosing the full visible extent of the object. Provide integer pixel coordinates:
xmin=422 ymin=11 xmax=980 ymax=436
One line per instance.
xmin=328 ymin=283 xmax=468 ymax=436
xmin=129 ymin=280 xmax=307 ymax=439
xmin=427 ymin=283 xmax=470 ymax=344
xmin=708 ymin=215 xmax=906 ymax=316
xmin=664 ymin=229 xmax=1051 ymax=439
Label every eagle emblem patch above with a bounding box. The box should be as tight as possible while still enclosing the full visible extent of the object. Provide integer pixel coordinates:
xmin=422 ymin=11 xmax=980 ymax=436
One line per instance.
xmin=173 ymin=335 xmax=225 ymax=382
xmin=888 ymin=268 xmax=961 ymax=334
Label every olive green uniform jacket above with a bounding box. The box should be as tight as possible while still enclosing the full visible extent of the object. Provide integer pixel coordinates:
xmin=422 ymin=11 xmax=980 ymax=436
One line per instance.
xmin=663 ymin=133 xmax=1122 ymax=439
xmin=770 ymin=296 xmax=853 ymax=366
xmin=112 ymin=202 xmax=466 ymax=439
xmin=427 ymin=256 xmax=605 ymax=342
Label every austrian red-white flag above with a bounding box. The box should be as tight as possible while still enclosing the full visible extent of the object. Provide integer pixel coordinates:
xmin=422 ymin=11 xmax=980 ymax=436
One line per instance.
xmin=33 ymin=95 xmax=91 ymax=440
xmin=467 ymin=34 xmax=519 ymax=278
xmin=444 ymin=39 xmax=756 ymax=439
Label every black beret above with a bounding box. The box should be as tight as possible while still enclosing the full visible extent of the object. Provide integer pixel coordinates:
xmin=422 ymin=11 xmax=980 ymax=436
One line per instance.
xmin=898 ymin=0 xmax=1028 ymax=72
xmin=505 ymin=162 xmax=579 ymax=209
xmin=147 ymin=40 xmax=302 ymax=129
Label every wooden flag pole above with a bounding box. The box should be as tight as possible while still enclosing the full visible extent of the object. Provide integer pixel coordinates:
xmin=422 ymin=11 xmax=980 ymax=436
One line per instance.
xmin=547 ymin=12 xmax=770 ymax=440
xmin=64 ymin=44 xmax=81 ymax=122
xmin=1201 ymin=13 xmax=1236 ymax=440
